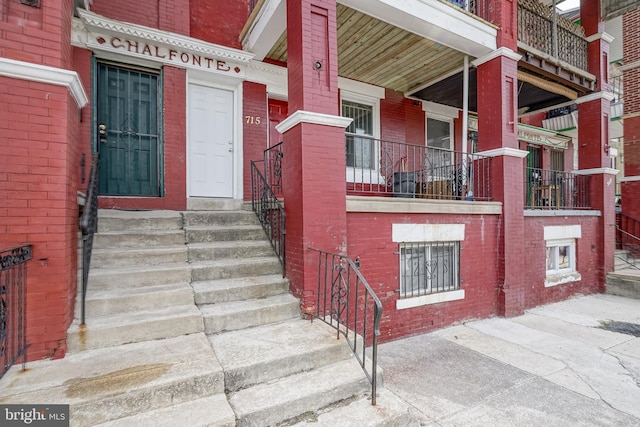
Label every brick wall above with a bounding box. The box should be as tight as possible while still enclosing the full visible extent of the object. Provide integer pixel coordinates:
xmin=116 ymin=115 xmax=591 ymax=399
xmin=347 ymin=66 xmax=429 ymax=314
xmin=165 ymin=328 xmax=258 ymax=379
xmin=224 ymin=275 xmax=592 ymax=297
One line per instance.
xmin=91 ymin=0 xmax=189 ymax=34
xmin=347 ymin=212 xmax=500 ymax=341
xmin=0 ymin=0 xmax=74 ymax=68
xmin=242 ymin=81 xmax=268 ymax=200
xmin=0 ymin=76 xmax=81 ymax=360
xmin=523 ymin=216 xmax=602 ymax=306
xmin=190 ymin=0 xmax=249 ymax=49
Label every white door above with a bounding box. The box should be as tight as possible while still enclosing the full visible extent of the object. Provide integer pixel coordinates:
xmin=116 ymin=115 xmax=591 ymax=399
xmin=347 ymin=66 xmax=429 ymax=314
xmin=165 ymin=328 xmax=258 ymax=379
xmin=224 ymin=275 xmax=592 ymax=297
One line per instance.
xmin=188 ymin=84 xmax=234 ymax=197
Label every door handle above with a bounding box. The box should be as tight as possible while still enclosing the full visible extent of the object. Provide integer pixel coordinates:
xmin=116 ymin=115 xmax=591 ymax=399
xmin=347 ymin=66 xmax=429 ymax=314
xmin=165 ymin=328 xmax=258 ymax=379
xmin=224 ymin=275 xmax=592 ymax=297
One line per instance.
xmin=98 ymin=124 xmax=107 ymax=144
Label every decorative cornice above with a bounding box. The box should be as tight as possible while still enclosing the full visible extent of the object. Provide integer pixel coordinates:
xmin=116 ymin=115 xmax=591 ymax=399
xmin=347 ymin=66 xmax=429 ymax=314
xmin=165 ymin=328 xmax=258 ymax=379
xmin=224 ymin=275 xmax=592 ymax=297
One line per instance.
xmin=472 ymin=47 xmax=522 ymax=67
xmin=77 ymin=9 xmax=254 ymax=63
xmin=475 ymin=147 xmax=529 ymax=158
xmin=573 ymin=168 xmax=619 ymax=176
xmin=0 ymin=57 xmax=88 ymax=108
xmin=575 ymin=91 xmax=615 ymax=104
xmin=276 ymin=111 xmax=353 ymax=134
xmin=245 ymin=60 xmax=288 ymax=98
xmin=585 ymin=32 xmax=615 ymax=44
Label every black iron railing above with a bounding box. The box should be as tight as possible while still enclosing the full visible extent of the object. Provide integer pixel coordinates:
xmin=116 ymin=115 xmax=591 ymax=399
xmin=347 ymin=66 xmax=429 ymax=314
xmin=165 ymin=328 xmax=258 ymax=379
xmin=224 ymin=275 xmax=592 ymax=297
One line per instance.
xmin=524 ymin=167 xmax=591 ymax=210
xmin=251 ymin=160 xmax=286 ymax=276
xmin=264 ymin=142 xmax=284 ymax=197
xmin=346 ymin=135 xmax=491 ymax=200
xmin=448 ymin=0 xmax=492 ymax=21
xmin=1 ymin=244 xmax=32 ymax=380
xmin=79 ymin=152 xmax=99 ymax=325
xmin=308 ymin=248 xmax=382 ymax=406
xmin=616 ymin=213 xmax=640 ymax=269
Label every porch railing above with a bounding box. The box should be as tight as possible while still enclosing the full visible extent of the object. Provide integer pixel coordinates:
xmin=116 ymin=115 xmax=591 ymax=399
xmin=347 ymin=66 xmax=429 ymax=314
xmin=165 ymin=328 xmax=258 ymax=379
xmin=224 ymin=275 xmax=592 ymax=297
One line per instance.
xmin=1 ymin=244 xmax=32 ymax=380
xmin=251 ymin=160 xmax=286 ymax=276
xmin=616 ymin=213 xmax=640 ymax=269
xmin=525 ymin=167 xmax=591 ymax=210
xmin=79 ymin=152 xmax=99 ymax=325
xmin=346 ymin=135 xmax=492 ymax=200
xmin=264 ymin=142 xmax=284 ymax=197
xmin=308 ymin=248 xmax=382 ymax=406
xmin=518 ymin=0 xmax=588 ymax=71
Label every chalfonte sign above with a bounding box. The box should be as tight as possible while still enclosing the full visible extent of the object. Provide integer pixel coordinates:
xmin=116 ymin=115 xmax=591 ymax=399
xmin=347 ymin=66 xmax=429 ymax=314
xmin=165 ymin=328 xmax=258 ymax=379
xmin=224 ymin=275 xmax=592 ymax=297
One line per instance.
xmin=96 ymin=36 xmax=242 ymax=74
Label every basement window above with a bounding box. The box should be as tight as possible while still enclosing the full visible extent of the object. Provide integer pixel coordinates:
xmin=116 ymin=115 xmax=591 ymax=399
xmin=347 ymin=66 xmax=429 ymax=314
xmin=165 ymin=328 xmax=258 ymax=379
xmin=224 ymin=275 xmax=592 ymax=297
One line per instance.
xmin=544 ymin=225 xmax=581 ymax=287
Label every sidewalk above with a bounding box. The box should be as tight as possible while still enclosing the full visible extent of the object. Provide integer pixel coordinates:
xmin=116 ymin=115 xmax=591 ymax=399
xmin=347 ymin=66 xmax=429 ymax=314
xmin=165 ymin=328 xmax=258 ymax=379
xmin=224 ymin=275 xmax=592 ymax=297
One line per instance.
xmin=377 ymin=294 xmax=640 ymax=426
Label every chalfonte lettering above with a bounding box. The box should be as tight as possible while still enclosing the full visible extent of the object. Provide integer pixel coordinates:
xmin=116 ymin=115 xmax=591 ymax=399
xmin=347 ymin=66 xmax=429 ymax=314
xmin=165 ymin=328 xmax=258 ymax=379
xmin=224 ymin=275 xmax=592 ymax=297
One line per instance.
xmin=104 ymin=36 xmax=239 ymax=74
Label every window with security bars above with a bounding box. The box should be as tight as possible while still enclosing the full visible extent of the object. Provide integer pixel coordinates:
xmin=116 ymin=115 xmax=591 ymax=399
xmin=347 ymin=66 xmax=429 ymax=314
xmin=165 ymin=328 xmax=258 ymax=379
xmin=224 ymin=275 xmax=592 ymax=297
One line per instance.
xmin=399 ymin=242 xmax=460 ymax=298
xmin=343 ymin=100 xmax=375 ymax=169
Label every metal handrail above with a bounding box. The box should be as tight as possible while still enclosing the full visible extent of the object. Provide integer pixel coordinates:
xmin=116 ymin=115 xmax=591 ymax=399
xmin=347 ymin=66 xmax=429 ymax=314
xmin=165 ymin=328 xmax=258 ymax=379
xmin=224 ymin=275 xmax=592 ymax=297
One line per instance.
xmin=250 ymin=160 xmax=286 ymax=276
xmin=1 ymin=244 xmax=32 ymax=379
xmin=308 ymin=248 xmax=382 ymax=406
xmin=80 ymin=152 xmax=99 ymax=325
xmin=616 ymin=213 xmax=640 ymax=269
xmin=264 ymin=142 xmax=284 ymax=197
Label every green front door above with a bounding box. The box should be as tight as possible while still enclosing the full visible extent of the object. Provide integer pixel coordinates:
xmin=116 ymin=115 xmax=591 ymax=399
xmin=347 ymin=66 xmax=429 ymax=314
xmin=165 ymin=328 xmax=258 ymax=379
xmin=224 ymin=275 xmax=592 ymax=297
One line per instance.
xmin=96 ymin=62 xmax=162 ymax=196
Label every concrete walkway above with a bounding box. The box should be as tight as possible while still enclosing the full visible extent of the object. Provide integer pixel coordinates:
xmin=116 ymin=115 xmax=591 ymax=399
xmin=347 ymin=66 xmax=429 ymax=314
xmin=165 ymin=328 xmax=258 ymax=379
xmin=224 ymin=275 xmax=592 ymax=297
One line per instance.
xmin=378 ymin=294 xmax=640 ymax=426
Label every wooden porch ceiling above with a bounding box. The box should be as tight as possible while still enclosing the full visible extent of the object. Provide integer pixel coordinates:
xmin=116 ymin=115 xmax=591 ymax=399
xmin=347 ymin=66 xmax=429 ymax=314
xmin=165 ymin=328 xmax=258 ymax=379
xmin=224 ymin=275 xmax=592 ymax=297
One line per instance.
xmin=265 ymin=4 xmax=467 ymax=95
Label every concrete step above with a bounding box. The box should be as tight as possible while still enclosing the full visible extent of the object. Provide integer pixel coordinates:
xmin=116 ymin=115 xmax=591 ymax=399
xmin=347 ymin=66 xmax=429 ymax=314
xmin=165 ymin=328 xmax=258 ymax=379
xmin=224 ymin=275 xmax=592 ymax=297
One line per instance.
xmin=191 ymin=257 xmax=282 ymax=281
xmin=88 ymin=264 xmax=191 ymax=289
xmin=185 ymin=225 xmax=266 ymax=243
xmin=67 ymin=305 xmax=204 ymax=352
xmin=290 ymin=389 xmax=421 ymax=426
xmin=97 ymin=209 xmax=184 ymax=232
xmin=91 ymin=245 xmax=188 ymax=269
xmin=200 ymin=293 xmax=299 ymax=334
xmin=78 ymin=282 xmax=195 ymax=317
xmin=228 ymin=357 xmax=371 ymax=427
xmin=0 ymin=334 xmax=225 ymax=427
xmin=95 ymin=230 xmax=185 ymax=248
xmin=210 ymin=319 xmax=353 ymax=392
xmin=183 ymin=210 xmax=259 ymax=227
xmin=607 ymin=271 xmax=640 ymax=299
xmin=187 ymin=240 xmax=274 ymax=262
xmin=193 ymin=274 xmax=289 ymax=304
xmin=94 ymin=394 xmax=235 ymax=427
xmin=187 ymin=198 xmax=246 ymax=211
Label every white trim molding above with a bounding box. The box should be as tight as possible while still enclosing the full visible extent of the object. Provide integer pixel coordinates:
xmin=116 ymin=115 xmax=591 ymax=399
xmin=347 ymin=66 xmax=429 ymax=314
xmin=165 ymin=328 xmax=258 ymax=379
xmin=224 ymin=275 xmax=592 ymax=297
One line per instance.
xmin=620 ymin=59 xmax=640 ymax=72
xmin=544 ymin=225 xmax=581 ymax=240
xmin=620 ymin=176 xmax=640 ymax=183
xmin=585 ymin=32 xmax=615 ymax=44
xmin=575 ymin=91 xmax=615 ymax=104
xmin=392 ymin=223 xmax=465 ymax=243
xmin=0 ymin=57 xmax=88 ymax=108
xmin=339 ymin=77 xmax=385 ymax=100
xmin=573 ymin=168 xmax=619 ymax=176
xmin=397 ymin=289 xmax=465 ymax=310
xmin=472 ymin=47 xmax=522 ymax=67
xmin=476 ymin=147 xmax=529 ymax=158
xmin=276 ymin=111 xmax=353 ymax=134
xmin=422 ymin=101 xmax=459 ymax=119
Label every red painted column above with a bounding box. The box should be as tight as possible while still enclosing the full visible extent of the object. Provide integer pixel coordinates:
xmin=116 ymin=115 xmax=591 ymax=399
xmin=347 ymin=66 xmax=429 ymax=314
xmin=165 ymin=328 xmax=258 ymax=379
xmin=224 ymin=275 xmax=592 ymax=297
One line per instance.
xmin=621 ymin=8 xmax=640 ymax=219
xmin=280 ymin=0 xmax=349 ymax=309
xmin=577 ymin=0 xmax=616 ymax=289
xmin=475 ymin=48 xmax=526 ymax=317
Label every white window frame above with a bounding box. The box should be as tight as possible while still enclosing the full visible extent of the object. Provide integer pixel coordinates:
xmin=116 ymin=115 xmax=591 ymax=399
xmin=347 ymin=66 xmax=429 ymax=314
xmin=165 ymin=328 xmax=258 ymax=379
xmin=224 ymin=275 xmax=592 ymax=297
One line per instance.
xmin=392 ymin=223 xmax=465 ymax=309
xmin=341 ymin=90 xmax=382 ymax=184
xmin=399 ymin=242 xmax=460 ymax=297
xmin=543 ymin=225 xmax=581 ymax=287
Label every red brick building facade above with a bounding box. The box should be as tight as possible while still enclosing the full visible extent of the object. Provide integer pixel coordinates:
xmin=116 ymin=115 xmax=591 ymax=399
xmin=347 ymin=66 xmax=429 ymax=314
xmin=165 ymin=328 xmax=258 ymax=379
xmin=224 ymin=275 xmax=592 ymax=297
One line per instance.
xmin=0 ymin=0 xmax=622 ymax=360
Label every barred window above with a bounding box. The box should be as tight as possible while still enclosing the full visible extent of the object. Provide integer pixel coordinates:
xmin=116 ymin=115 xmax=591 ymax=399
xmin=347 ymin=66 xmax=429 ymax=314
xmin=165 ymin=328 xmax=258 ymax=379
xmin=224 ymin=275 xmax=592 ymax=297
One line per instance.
xmin=399 ymin=242 xmax=460 ymax=298
xmin=343 ymin=100 xmax=375 ymax=169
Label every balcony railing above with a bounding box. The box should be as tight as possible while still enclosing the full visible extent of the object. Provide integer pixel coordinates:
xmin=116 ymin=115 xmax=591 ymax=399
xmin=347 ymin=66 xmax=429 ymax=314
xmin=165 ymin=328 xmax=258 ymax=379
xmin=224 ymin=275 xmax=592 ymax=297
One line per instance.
xmin=525 ymin=167 xmax=591 ymax=210
xmin=346 ymin=135 xmax=492 ymax=201
xmin=518 ymin=0 xmax=588 ymax=71
xmin=448 ymin=0 xmax=492 ymax=22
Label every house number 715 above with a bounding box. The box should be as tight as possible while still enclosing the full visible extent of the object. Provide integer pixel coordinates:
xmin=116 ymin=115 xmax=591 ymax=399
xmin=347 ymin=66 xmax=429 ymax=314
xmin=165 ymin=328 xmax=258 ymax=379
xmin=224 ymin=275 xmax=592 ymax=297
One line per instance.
xmin=245 ymin=116 xmax=261 ymax=124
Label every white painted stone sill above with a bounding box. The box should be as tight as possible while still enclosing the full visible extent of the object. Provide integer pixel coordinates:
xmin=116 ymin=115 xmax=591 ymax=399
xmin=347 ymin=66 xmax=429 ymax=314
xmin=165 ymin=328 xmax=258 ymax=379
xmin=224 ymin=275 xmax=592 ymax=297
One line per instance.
xmin=396 ymin=289 xmax=465 ymax=310
xmin=544 ymin=271 xmax=582 ymax=287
